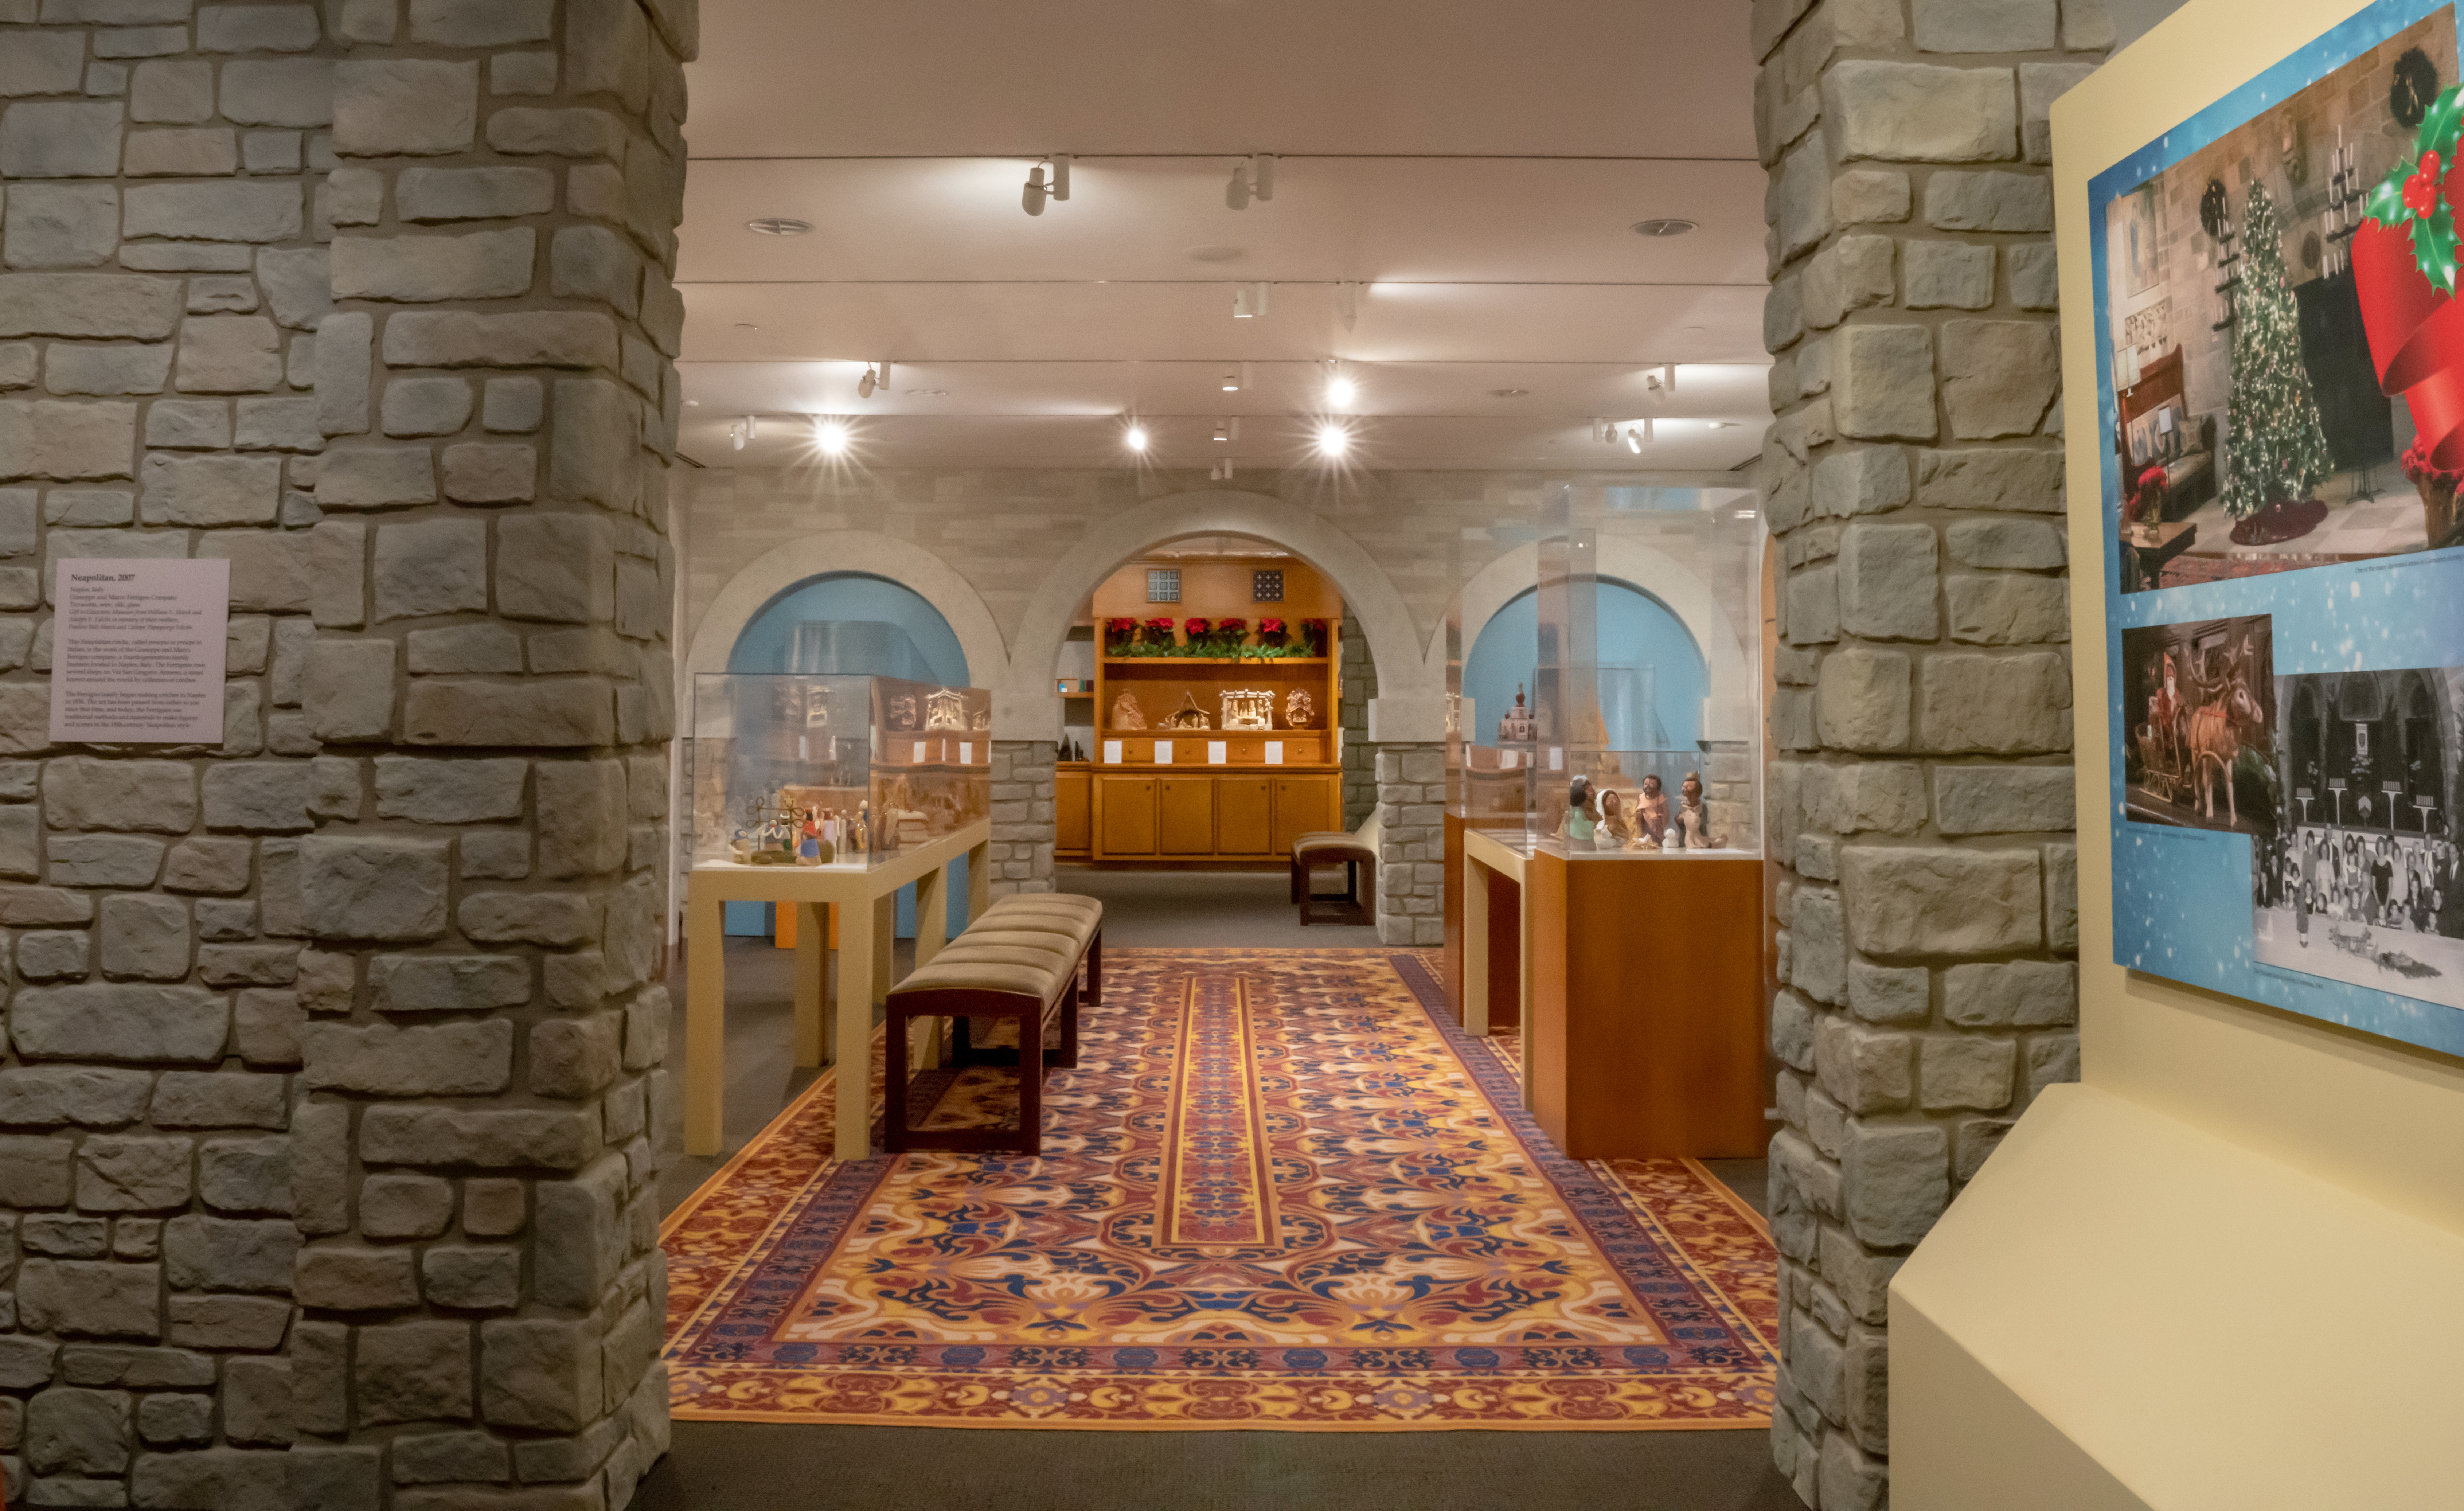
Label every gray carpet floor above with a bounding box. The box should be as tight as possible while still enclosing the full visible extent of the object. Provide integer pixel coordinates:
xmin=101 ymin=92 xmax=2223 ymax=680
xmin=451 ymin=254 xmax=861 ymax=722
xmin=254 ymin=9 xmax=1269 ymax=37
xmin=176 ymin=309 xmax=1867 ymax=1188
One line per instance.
xmin=641 ymin=869 xmax=1793 ymax=1511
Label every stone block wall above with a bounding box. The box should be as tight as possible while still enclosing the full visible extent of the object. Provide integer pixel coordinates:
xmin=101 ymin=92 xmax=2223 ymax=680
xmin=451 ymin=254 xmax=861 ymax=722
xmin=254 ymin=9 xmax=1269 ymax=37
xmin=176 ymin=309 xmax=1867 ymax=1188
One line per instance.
xmin=1752 ymin=0 xmax=2102 ymax=1504
xmin=987 ymin=739 xmax=1054 ymax=896
xmin=1338 ymin=612 xmax=1378 ymax=829
xmin=1374 ymin=742 xmax=1443 ymax=946
xmin=0 ymin=0 xmax=692 ymax=1504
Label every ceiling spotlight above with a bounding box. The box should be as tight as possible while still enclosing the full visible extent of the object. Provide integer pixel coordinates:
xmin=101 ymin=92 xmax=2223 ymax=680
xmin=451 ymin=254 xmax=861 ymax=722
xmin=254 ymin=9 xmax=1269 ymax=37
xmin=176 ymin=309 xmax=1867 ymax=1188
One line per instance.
xmin=1624 ymin=425 xmax=1644 ymax=454
xmin=1326 ymin=364 xmax=1356 ymax=408
xmin=1226 ymin=153 xmax=1276 ymax=210
xmin=1645 ymin=363 xmax=1678 ymax=396
xmin=1211 ymin=458 xmax=1234 ymax=482
xmin=1023 ymin=155 xmax=1071 ymax=216
xmin=1631 ymin=218 xmax=1697 ymax=237
xmin=1316 ymin=423 xmax=1350 ymax=458
xmin=1231 ymin=282 xmax=1270 ymax=319
xmin=1124 ymin=425 xmax=1149 ymax=453
xmin=1734 ymin=508 xmax=1760 ymax=520
xmin=1213 ymin=418 xmax=1241 ymax=443
xmin=1488 ymin=388 xmax=1531 ymax=399
xmin=857 ymin=367 xmax=876 ymax=399
xmin=729 ymin=417 xmax=751 ymax=450
xmin=746 ymin=217 xmax=812 ymax=236
xmin=812 ymin=417 xmax=850 ymax=456
xmin=1709 ymin=420 xmax=1736 ymax=430
xmin=1221 ymin=365 xmax=1242 ymax=392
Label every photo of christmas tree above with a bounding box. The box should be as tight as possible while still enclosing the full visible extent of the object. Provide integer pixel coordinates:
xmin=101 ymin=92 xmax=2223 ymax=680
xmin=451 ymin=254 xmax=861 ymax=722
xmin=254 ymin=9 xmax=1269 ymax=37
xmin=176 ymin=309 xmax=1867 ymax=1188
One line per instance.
xmin=2106 ymin=7 xmax=2461 ymax=595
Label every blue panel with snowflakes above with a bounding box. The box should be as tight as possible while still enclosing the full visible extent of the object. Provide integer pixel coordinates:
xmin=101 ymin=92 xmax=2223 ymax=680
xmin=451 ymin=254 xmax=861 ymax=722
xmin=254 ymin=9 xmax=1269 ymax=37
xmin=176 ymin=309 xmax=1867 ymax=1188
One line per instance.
xmin=2093 ymin=0 xmax=2464 ymax=1055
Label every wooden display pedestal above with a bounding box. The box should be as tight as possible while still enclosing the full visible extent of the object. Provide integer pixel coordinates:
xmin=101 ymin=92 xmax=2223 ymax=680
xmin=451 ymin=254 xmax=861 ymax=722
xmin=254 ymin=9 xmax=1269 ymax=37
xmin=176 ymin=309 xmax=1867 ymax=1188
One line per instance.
xmin=1460 ymin=828 xmax=1764 ymax=1159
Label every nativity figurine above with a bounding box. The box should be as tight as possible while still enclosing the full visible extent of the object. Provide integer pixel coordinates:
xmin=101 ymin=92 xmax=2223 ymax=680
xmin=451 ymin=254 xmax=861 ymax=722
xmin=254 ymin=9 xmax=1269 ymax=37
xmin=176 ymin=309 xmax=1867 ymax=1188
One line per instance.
xmin=1111 ymin=690 xmax=1147 ymax=730
xmin=1285 ymin=688 xmax=1315 ymax=727
xmin=1634 ymin=773 xmax=1670 ymax=847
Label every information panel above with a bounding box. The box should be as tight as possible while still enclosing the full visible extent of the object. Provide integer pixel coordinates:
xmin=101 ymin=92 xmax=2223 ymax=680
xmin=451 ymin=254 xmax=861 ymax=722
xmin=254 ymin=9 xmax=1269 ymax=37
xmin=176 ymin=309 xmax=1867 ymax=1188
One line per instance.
xmin=2093 ymin=0 xmax=2464 ymax=1055
xmin=50 ymin=558 xmax=229 ymax=745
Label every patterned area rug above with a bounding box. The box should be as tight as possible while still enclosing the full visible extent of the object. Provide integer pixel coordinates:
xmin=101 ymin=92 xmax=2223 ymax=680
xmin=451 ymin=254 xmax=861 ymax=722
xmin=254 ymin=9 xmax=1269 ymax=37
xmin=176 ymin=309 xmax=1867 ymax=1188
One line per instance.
xmin=661 ymin=948 xmax=1777 ymax=1430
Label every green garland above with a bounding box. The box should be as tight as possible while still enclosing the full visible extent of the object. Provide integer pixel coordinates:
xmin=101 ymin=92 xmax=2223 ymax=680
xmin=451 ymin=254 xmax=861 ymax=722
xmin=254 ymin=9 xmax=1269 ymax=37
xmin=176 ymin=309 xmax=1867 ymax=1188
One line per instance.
xmin=2368 ymin=81 xmax=2464 ymax=294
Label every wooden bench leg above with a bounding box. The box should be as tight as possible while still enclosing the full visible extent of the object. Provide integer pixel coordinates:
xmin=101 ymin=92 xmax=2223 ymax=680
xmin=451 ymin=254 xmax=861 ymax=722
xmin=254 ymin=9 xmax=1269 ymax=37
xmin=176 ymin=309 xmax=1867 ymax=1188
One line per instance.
xmin=1085 ymin=931 xmax=1101 ymax=1006
xmin=1018 ymin=1005 xmax=1044 ymax=1157
xmin=1289 ymin=857 xmax=1305 ymax=905
xmin=1052 ymin=973 xmax=1081 ymax=1070
xmin=883 ymin=1004 xmax=912 ymax=1153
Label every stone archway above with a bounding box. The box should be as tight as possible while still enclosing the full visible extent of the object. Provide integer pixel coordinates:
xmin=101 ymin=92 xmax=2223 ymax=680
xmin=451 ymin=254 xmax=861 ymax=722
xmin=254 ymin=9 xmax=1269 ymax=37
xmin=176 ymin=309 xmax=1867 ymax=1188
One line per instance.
xmin=682 ymin=531 xmax=1010 ymax=696
xmin=1438 ymin=537 xmax=1757 ymax=743
xmin=1003 ymin=489 xmax=1438 ymax=741
xmin=1003 ymin=490 xmax=1441 ymax=939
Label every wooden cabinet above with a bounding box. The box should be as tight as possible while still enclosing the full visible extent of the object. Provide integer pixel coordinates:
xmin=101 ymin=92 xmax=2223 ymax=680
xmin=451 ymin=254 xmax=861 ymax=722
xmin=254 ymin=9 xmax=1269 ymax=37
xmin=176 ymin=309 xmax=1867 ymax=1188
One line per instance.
xmin=1086 ymin=769 xmax=1339 ymax=862
xmin=1157 ymin=777 xmax=1215 ymax=854
xmin=1527 ymin=852 xmax=1764 ymax=1159
xmin=1217 ymin=776 xmax=1272 ymax=855
xmin=1270 ymin=774 xmax=1335 ymax=852
xmin=1097 ymin=776 xmax=1157 ymax=856
xmin=1055 ymin=770 xmax=1091 ymax=856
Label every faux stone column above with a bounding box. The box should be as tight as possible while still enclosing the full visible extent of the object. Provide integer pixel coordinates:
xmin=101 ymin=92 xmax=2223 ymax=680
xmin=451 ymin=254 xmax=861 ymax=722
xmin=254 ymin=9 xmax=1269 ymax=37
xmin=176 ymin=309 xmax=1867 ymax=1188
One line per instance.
xmin=988 ymin=739 xmax=1054 ymax=896
xmin=0 ymin=0 xmax=692 ymax=1504
xmin=1373 ymin=743 xmax=1443 ymax=945
xmin=1338 ymin=612 xmax=1377 ymax=828
xmin=1753 ymin=0 xmax=2102 ymax=1505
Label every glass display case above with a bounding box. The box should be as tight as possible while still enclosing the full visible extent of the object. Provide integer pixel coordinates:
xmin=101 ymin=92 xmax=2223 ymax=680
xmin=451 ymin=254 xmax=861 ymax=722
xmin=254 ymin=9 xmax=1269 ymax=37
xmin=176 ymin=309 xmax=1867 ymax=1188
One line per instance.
xmin=689 ymin=673 xmax=991 ymax=869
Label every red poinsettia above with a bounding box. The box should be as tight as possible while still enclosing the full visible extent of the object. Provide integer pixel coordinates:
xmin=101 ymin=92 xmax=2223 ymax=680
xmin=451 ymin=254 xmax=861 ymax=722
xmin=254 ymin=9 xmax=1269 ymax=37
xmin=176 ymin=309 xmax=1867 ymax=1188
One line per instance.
xmin=1106 ymin=617 xmax=1137 ymax=634
xmin=1216 ymin=617 xmax=1246 ymax=635
xmin=2402 ymin=436 xmax=2464 ymax=488
xmin=1143 ymin=617 xmax=1175 ymax=631
xmin=2126 ymin=464 xmax=2167 ymax=524
xmin=1258 ymin=617 xmax=1286 ymax=638
xmin=1183 ymin=618 xmax=1211 ymax=636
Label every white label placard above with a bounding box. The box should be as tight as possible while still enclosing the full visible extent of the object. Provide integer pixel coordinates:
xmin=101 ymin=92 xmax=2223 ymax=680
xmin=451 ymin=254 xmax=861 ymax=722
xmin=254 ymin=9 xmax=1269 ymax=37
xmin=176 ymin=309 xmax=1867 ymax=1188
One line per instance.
xmin=1265 ymin=741 xmax=1284 ymax=765
xmin=1154 ymin=740 xmax=1173 ymax=764
xmin=913 ymin=740 xmax=927 ymax=762
xmin=1103 ymin=739 xmax=1123 ymax=764
xmin=1207 ymin=741 xmax=1227 ymax=764
xmin=51 ymin=558 xmax=228 ymax=744
xmin=1549 ymin=747 xmax=1564 ymax=770
xmin=958 ymin=741 xmax=972 ymax=764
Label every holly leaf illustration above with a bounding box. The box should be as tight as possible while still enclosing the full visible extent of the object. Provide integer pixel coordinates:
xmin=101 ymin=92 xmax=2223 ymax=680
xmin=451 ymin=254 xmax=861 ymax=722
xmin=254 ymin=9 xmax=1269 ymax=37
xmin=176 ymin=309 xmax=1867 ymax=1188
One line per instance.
xmin=2420 ymin=82 xmax=2464 ymax=162
xmin=2418 ymin=201 xmax=2462 ymax=296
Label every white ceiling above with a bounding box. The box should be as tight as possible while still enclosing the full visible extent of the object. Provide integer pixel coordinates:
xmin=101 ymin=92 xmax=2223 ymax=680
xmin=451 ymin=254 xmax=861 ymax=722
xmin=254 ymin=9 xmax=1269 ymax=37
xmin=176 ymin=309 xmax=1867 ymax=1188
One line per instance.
xmin=677 ymin=0 xmax=1772 ymax=472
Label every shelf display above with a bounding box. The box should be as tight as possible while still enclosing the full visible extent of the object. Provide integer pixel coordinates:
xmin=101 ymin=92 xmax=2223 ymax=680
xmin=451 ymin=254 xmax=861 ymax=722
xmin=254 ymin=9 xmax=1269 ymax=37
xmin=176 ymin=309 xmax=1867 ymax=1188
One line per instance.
xmin=1058 ymin=551 xmax=1346 ymax=862
xmin=690 ymin=673 xmax=991 ymax=870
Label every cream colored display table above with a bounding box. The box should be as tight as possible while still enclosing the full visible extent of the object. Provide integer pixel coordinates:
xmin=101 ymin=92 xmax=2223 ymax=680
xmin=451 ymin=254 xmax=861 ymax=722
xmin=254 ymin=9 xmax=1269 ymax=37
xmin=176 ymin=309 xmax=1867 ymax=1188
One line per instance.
xmin=1461 ymin=828 xmax=1534 ymax=1105
xmin=684 ymin=819 xmax=990 ymax=1160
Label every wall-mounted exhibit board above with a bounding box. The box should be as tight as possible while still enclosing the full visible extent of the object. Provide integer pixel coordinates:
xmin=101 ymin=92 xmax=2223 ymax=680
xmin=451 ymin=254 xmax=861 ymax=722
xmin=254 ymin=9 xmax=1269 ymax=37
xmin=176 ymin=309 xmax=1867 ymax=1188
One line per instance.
xmin=1894 ymin=3 xmax=2464 ymax=1505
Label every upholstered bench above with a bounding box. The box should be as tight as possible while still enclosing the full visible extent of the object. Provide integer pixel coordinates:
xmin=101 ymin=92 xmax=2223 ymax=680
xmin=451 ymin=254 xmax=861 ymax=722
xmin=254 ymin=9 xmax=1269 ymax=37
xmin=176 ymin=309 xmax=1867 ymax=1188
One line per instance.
xmin=1289 ymin=812 xmax=1381 ymax=926
xmin=883 ymin=894 xmax=1102 ymax=1156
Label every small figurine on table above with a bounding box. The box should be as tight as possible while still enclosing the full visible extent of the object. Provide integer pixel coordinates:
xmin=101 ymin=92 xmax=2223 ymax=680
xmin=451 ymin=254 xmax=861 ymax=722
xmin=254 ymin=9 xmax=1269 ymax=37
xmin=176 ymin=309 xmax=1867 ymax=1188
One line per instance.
xmin=1597 ymin=787 xmax=1636 ymax=851
xmin=1112 ymin=690 xmax=1147 ymax=730
xmin=1634 ymin=773 xmax=1670 ymax=846
xmin=1674 ymin=771 xmax=1727 ymax=850
xmin=1560 ymin=776 xmax=1600 ymax=844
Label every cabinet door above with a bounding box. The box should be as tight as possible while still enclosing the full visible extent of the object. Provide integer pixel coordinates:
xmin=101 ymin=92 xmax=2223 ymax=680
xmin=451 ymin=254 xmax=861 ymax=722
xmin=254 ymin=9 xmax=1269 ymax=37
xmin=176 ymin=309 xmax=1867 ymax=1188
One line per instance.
xmin=1270 ymin=774 xmax=1336 ymax=854
xmin=1097 ymin=776 xmax=1157 ymax=856
xmin=1217 ymin=776 xmax=1272 ymax=854
xmin=1055 ymin=771 xmax=1092 ymax=853
xmin=1157 ymin=777 xmax=1215 ymax=855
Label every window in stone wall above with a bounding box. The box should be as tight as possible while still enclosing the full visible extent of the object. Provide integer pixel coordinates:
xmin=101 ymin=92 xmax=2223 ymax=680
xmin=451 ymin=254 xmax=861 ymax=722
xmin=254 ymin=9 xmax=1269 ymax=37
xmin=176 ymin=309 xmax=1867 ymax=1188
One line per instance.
xmin=1252 ymin=569 xmax=1284 ymax=601
xmin=1147 ymin=568 xmax=1181 ymax=603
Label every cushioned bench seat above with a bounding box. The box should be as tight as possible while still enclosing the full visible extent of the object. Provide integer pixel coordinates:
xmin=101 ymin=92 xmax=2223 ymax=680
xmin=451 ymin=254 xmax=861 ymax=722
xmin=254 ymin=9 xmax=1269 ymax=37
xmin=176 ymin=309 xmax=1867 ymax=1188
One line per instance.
xmin=883 ymin=894 xmax=1103 ymax=1156
xmin=1290 ymin=813 xmax=1380 ymax=926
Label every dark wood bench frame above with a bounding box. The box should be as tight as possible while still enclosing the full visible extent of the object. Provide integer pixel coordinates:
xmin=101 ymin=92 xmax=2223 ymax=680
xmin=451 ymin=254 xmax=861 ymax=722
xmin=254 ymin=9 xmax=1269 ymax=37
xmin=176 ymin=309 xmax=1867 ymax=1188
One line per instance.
xmin=1290 ymin=839 xmax=1377 ymax=926
xmin=883 ymin=922 xmax=1098 ymax=1157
